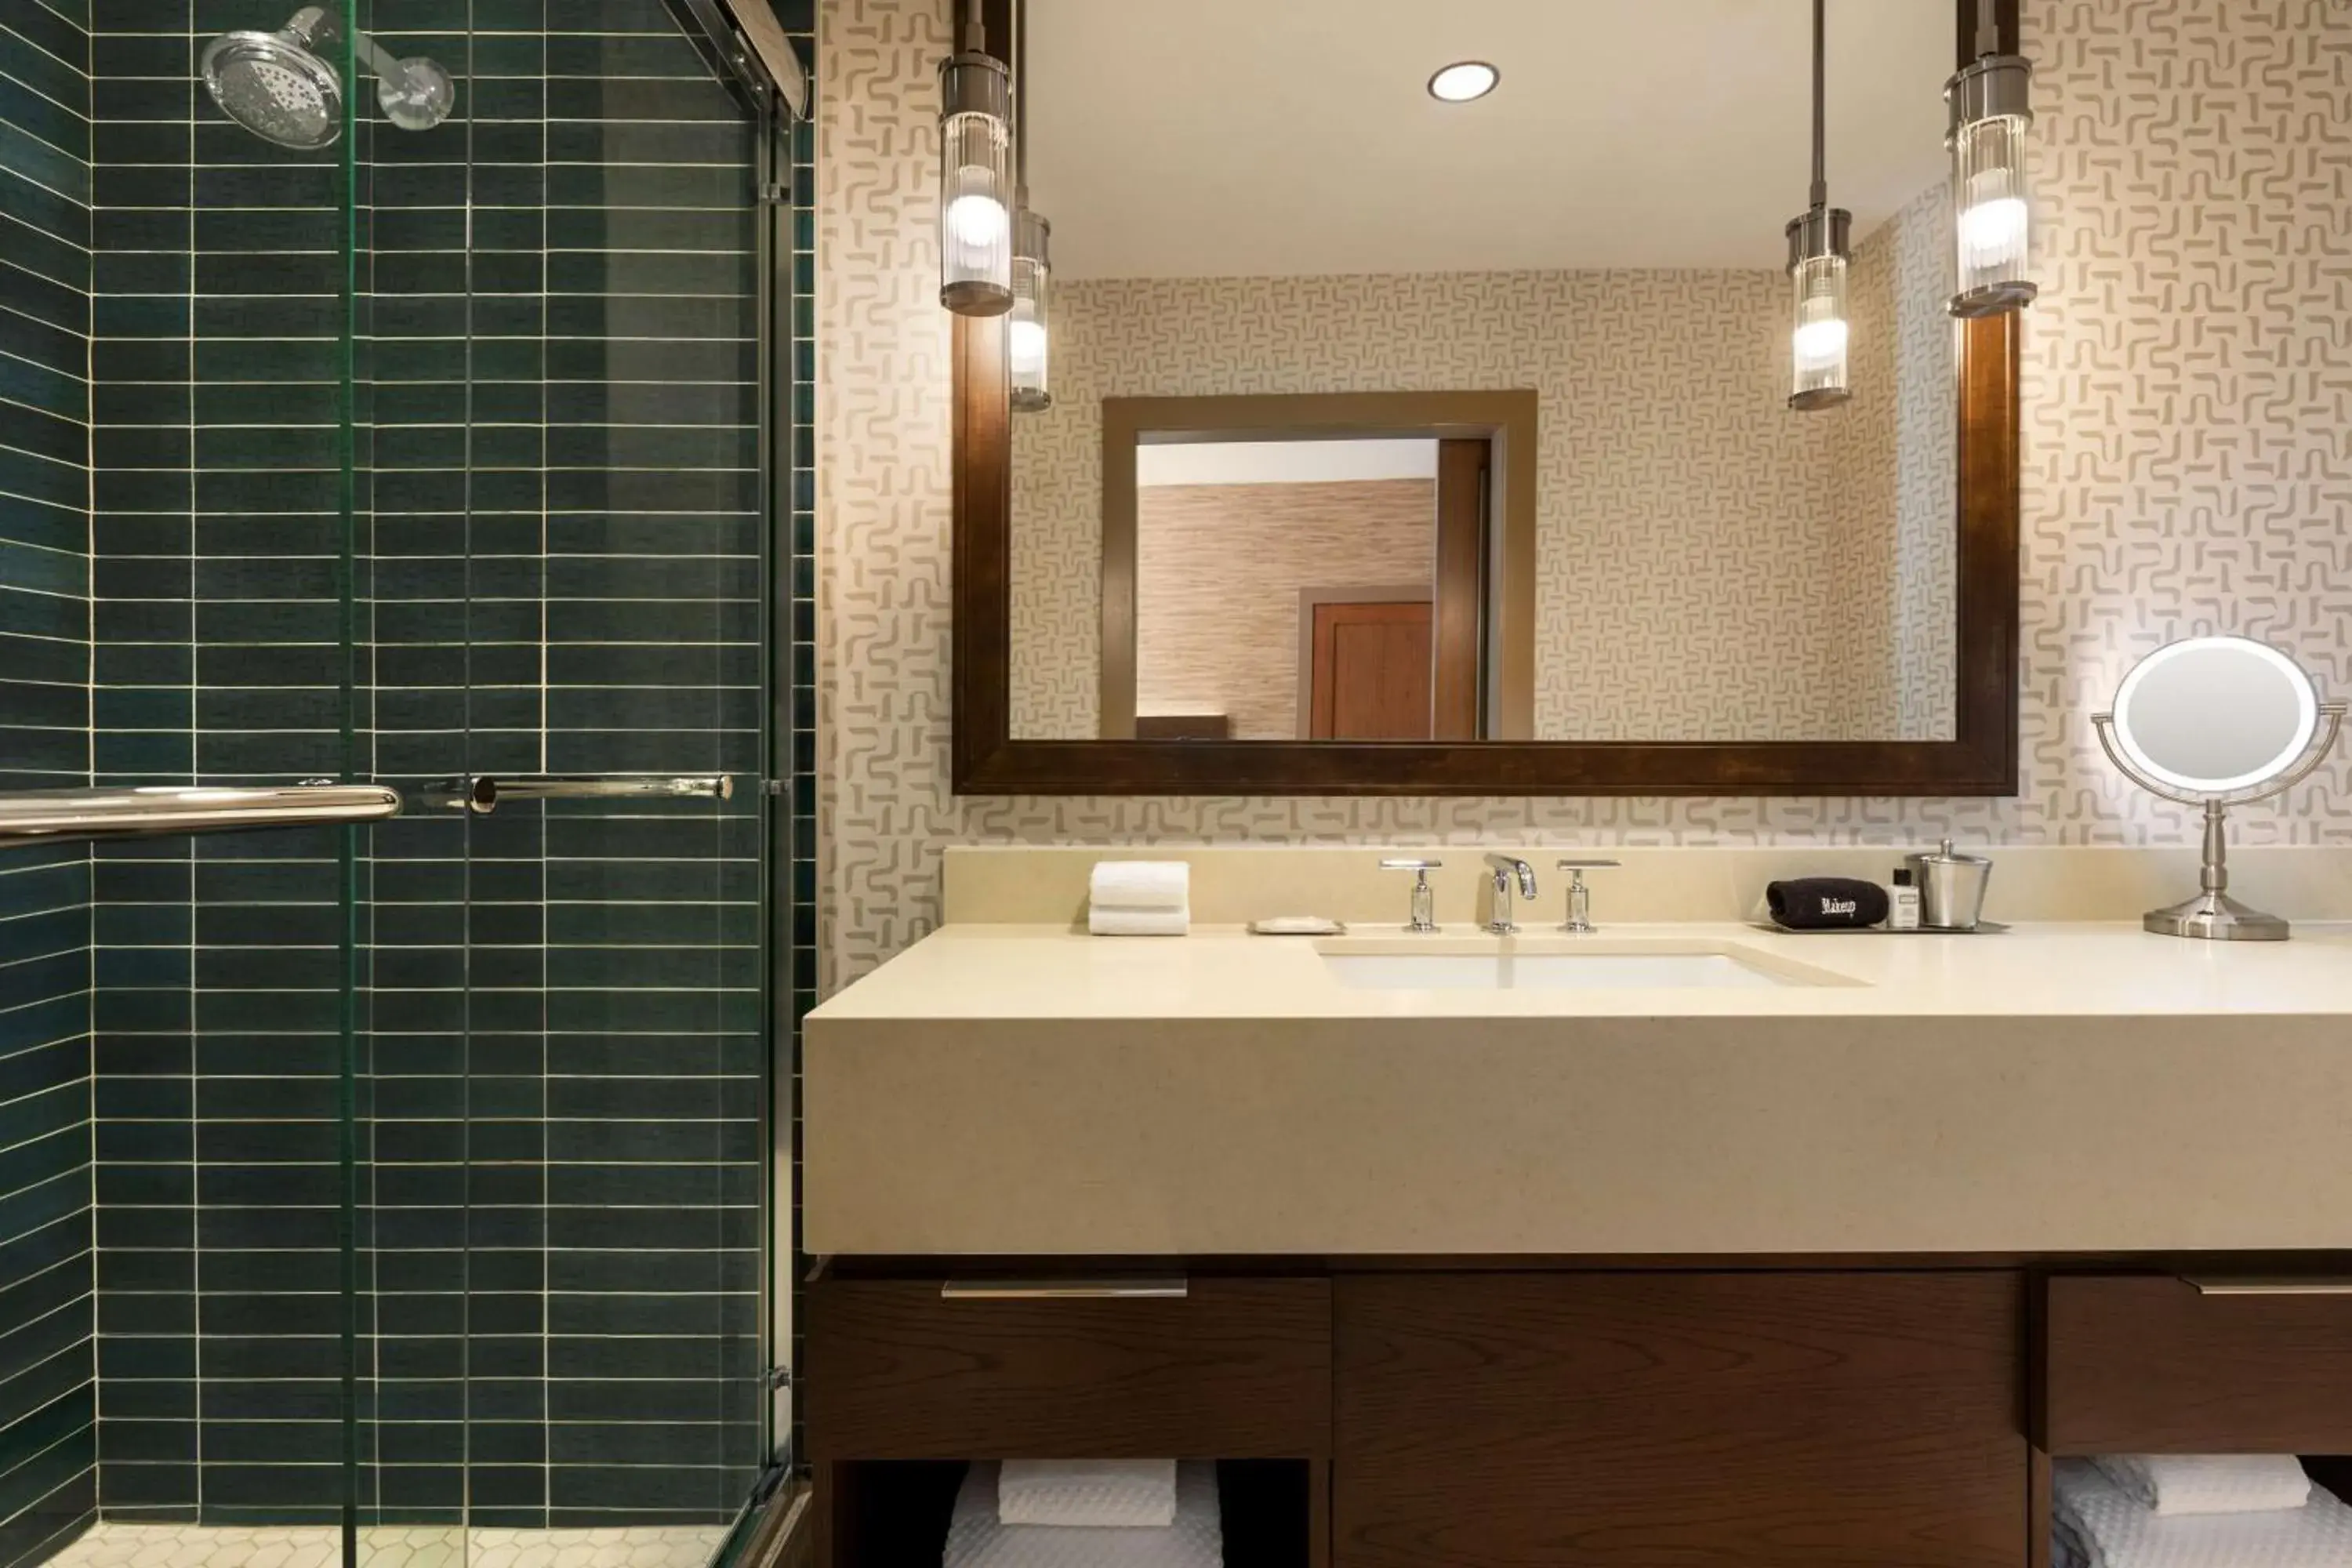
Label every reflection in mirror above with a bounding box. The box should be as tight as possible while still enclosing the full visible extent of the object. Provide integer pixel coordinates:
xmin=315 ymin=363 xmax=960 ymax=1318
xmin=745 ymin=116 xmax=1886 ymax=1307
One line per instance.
xmin=1007 ymin=0 xmax=1962 ymax=746
xmin=2108 ymin=638 xmax=2318 ymax=793
xmin=1131 ymin=439 xmax=1463 ymax=742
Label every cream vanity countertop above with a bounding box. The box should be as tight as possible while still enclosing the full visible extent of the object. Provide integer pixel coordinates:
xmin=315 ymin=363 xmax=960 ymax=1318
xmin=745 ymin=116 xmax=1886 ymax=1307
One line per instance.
xmin=806 ymin=875 xmax=2352 ymax=1258
xmin=807 ymin=920 xmax=2352 ymax=1022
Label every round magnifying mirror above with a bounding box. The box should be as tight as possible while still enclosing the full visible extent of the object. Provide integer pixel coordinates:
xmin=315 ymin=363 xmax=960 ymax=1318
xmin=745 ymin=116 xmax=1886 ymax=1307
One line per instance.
xmin=2096 ymin=635 xmax=2340 ymax=942
xmin=2109 ymin=635 xmax=2318 ymax=795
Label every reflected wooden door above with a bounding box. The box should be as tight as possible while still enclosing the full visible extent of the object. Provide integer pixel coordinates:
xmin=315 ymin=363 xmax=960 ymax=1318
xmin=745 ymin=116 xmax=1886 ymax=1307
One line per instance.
xmin=1308 ymin=600 xmax=1435 ymax=739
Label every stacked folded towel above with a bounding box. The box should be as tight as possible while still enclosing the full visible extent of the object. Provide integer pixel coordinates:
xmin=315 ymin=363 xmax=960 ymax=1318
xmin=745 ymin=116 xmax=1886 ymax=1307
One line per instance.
xmin=944 ymin=1461 xmax=1221 ymax=1568
xmin=2092 ymin=1456 xmax=2312 ymax=1517
xmin=1088 ymin=860 xmax=1190 ymax=936
xmin=2056 ymin=1457 xmax=2351 ymax=1568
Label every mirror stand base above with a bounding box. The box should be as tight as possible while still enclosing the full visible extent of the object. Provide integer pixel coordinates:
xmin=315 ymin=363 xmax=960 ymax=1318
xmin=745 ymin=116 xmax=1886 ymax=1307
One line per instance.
xmin=2143 ymin=890 xmax=2290 ymax=942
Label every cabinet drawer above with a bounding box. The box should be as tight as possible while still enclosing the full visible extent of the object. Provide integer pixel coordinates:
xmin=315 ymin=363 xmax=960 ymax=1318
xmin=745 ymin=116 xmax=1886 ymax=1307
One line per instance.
xmin=2041 ymin=1274 xmax=2352 ymax=1453
xmin=807 ymin=1276 xmax=1331 ymax=1460
xmin=1337 ymin=1272 xmax=2024 ymax=1568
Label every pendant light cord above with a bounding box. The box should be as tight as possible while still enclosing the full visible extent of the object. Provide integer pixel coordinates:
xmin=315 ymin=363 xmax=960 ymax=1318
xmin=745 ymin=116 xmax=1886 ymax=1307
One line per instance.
xmin=1808 ymin=0 xmax=1827 ymax=212
xmin=962 ymin=0 xmax=984 ymax=54
xmin=1974 ymin=0 xmax=2001 ymax=60
xmin=1013 ymin=0 xmax=1028 ymax=193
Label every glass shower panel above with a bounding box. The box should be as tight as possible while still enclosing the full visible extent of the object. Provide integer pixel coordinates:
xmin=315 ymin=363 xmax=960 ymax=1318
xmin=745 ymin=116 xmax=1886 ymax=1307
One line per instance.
xmin=350 ymin=0 xmax=471 ymax=1553
xmin=517 ymin=7 xmax=766 ymax=1538
xmin=87 ymin=2 xmax=364 ymax=1544
xmin=354 ymin=3 xmax=765 ymax=1562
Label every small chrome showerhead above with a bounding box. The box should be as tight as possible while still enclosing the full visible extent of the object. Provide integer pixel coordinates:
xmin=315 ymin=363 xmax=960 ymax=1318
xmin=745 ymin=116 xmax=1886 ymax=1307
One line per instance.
xmin=201 ymin=5 xmax=456 ymax=149
xmin=200 ymin=9 xmax=344 ymax=151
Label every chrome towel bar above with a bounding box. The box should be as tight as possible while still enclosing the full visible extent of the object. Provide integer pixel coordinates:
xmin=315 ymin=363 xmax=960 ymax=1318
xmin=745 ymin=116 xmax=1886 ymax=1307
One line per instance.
xmin=0 ymin=782 xmax=403 ymax=848
xmin=422 ymin=774 xmax=735 ymax=815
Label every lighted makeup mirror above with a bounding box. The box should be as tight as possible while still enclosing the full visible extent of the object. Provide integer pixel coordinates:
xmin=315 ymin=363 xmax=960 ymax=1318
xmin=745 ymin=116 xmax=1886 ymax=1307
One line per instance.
xmin=2093 ymin=636 xmax=2344 ymax=940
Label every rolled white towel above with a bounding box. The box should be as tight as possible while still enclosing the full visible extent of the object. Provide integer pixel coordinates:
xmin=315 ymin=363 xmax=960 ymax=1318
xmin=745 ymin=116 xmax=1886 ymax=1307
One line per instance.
xmin=1090 ymin=906 xmax=1189 ymax=937
xmin=2092 ymin=1455 xmax=2311 ymax=1517
xmin=999 ymin=1459 xmax=1178 ymax=1529
xmin=2055 ymin=1460 xmax=2352 ymax=1568
xmin=1090 ymin=860 xmax=1190 ymax=912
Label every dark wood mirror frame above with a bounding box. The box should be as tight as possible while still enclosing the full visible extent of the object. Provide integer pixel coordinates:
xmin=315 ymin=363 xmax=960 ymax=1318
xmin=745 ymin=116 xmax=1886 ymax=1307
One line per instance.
xmin=953 ymin=0 xmax=2020 ymax=798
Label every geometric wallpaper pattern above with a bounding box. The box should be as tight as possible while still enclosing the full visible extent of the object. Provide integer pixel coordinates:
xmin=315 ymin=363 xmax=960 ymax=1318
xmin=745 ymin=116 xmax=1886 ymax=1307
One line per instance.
xmin=815 ymin=0 xmax=2352 ymax=987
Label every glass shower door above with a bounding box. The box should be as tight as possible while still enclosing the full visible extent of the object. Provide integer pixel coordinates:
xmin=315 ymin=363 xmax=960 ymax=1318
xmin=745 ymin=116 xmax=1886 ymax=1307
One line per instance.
xmin=352 ymin=3 xmax=769 ymax=1563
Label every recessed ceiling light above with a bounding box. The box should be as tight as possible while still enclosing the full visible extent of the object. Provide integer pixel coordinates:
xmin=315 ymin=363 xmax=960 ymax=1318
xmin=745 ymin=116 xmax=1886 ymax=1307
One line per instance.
xmin=1427 ymin=61 xmax=1499 ymax=103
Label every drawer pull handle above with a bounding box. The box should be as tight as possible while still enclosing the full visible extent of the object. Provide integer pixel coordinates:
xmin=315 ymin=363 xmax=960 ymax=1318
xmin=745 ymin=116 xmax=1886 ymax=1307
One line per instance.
xmin=2185 ymin=1276 xmax=2352 ymax=1297
xmin=940 ymin=1279 xmax=1189 ymax=1301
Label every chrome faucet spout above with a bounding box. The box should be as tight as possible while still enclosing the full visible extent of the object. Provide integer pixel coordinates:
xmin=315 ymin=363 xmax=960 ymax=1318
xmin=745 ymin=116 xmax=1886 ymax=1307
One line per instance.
xmin=1480 ymin=855 xmax=1537 ymax=935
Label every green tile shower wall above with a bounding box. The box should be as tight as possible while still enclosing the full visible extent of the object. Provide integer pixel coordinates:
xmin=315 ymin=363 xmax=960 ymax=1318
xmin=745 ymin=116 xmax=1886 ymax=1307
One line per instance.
xmin=85 ymin=0 xmax=789 ymax=1530
xmin=0 ymin=2 xmax=98 ymax=1564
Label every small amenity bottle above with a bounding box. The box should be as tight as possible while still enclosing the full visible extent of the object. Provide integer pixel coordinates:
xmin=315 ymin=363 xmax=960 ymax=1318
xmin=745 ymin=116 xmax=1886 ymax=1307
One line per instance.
xmin=1888 ymin=868 xmax=1922 ymax=931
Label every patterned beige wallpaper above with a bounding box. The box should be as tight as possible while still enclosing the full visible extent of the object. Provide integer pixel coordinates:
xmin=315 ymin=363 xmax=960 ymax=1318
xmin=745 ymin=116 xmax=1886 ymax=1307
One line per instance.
xmin=1134 ymin=478 xmax=1436 ymax=742
xmin=817 ymin=0 xmax=2352 ymax=987
xmin=1008 ymin=267 xmax=1903 ymax=744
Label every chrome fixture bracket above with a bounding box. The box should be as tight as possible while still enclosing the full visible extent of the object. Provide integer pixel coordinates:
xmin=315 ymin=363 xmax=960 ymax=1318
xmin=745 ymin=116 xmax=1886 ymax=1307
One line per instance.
xmin=2092 ymin=702 xmax=2345 ymax=941
xmin=665 ymin=0 xmax=809 ymax=121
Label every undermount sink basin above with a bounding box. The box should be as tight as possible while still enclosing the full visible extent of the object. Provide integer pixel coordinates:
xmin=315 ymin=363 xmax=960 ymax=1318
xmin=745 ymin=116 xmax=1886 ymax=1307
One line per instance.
xmin=1319 ymin=945 xmax=1808 ymax=991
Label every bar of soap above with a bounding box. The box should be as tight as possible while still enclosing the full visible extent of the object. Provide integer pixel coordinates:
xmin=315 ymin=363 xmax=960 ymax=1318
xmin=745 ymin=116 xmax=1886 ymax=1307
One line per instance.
xmin=1250 ymin=916 xmax=1346 ymax=935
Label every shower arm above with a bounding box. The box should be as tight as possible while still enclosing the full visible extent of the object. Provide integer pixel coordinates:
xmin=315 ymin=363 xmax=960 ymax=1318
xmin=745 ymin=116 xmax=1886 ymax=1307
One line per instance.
xmin=285 ymin=4 xmax=421 ymax=90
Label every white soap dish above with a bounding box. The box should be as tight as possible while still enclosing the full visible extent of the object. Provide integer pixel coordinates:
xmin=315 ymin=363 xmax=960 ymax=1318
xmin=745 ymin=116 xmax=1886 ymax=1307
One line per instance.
xmin=1250 ymin=916 xmax=1346 ymax=936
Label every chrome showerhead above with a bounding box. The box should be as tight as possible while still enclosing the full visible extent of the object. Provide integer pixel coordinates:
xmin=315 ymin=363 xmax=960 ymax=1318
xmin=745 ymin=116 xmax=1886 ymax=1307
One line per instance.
xmin=200 ymin=5 xmax=456 ymax=149
xmin=200 ymin=11 xmax=344 ymax=150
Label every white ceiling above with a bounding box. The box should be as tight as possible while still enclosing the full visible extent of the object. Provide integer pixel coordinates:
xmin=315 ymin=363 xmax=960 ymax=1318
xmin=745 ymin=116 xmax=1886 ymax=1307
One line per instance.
xmin=1026 ymin=0 xmax=1956 ymax=280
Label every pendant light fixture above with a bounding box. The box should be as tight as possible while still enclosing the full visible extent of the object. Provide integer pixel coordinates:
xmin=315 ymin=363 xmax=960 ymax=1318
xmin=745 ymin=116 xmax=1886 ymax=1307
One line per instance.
xmin=1008 ymin=0 xmax=1053 ymax=412
xmin=1784 ymin=0 xmax=1851 ymax=412
xmin=938 ymin=0 xmax=1014 ymax=317
xmin=1945 ymin=4 xmax=2036 ymax=317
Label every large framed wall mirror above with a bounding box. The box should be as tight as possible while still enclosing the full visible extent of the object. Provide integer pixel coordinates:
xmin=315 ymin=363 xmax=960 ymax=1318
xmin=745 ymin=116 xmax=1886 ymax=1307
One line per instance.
xmin=954 ymin=0 xmax=2021 ymax=796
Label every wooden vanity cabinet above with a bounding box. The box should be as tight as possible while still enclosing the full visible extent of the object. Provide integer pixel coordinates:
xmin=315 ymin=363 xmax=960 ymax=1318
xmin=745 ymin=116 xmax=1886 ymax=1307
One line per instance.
xmin=1333 ymin=1272 xmax=2028 ymax=1568
xmin=809 ymin=1269 xmax=2033 ymax=1568
xmin=807 ymin=1276 xmax=1332 ymax=1567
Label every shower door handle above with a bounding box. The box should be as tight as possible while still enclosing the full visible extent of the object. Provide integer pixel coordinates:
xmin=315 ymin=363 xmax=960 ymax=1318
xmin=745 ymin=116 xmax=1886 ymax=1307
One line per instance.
xmin=423 ymin=774 xmax=736 ymax=815
xmin=0 ymin=782 xmax=403 ymax=849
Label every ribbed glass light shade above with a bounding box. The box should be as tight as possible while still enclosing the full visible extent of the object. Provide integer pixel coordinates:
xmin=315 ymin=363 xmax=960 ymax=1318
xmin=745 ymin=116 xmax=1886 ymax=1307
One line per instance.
xmin=1947 ymin=56 xmax=2036 ymax=318
xmin=1009 ymin=208 xmax=1051 ymax=412
xmin=1786 ymin=208 xmax=1851 ymax=410
xmin=1790 ymin=254 xmax=1849 ymax=407
xmin=938 ymin=53 xmax=1013 ymax=317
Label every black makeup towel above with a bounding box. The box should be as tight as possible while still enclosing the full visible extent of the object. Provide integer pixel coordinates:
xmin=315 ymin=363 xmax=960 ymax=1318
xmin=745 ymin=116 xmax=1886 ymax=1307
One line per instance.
xmin=1766 ymin=877 xmax=1889 ymax=931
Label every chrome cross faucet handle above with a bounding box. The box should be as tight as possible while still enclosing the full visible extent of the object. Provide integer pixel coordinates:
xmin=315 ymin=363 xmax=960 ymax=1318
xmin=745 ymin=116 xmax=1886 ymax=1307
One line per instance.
xmin=1380 ymin=858 xmax=1443 ymax=933
xmin=1481 ymin=854 xmax=1538 ymax=935
xmin=1556 ymin=858 xmax=1623 ymax=934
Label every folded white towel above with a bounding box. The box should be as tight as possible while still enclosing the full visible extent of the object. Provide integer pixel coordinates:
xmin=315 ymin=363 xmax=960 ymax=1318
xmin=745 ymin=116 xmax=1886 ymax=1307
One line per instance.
xmin=1090 ymin=860 xmax=1190 ymax=911
xmin=999 ymin=1459 xmax=1178 ymax=1529
xmin=2055 ymin=1460 xmax=2352 ymax=1568
xmin=945 ymin=1462 xmax=1221 ymax=1568
xmin=2093 ymin=1456 xmax=2311 ymax=1518
xmin=1090 ymin=906 xmax=1189 ymax=937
